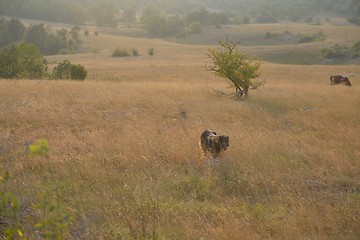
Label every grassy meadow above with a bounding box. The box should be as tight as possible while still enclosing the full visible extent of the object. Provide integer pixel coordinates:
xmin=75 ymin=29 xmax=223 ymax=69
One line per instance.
xmin=1 ymin=20 xmax=360 ymax=239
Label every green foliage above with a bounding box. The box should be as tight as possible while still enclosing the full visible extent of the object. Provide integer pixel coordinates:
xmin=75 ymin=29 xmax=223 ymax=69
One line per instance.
xmin=131 ymin=48 xmax=139 ymax=56
xmin=112 ymin=48 xmax=131 ymax=57
xmin=28 ymin=139 xmax=50 ymax=157
xmin=0 ymin=171 xmax=24 ymax=239
xmin=188 ymin=21 xmax=202 ymax=34
xmin=0 ymin=169 xmax=72 ymax=239
xmin=140 ymin=7 xmax=228 ymax=37
xmin=351 ymin=40 xmax=360 ymax=57
xmin=141 ymin=8 xmax=185 ymax=38
xmin=23 ymin=23 xmax=82 ymax=55
xmin=320 ymin=44 xmax=347 ymax=59
xmin=347 ymin=16 xmax=360 ymax=25
xmin=0 ymin=43 xmax=47 ymax=79
xmin=175 ymin=175 xmax=215 ymax=201
xmin=148 ymin=48 xmax=155 ymax=56
xmin=297 ymin=31 xmax=326 ymax=44
xmin=121 ymin=8 xmax=137 ymax=22
xmin=70 ymin=64 xmax=88 ymax=80
xmin=264 ymin=32 xmax=279 ymax=39
xmin=0 ymin=0 xmax=85 ymax=24
xmin=25 ymin=24 xmax=64 ymax=55
xmin=34 ymin=193 xmax=72 ymax=239
xmin=212 ymin=161 xmax=252 ymax=197
xmin=90 ymin=1 xmax=117 ymax=26
xmin=1 ymin=19 xmax=81 ymax=55
xmin=184 ymin=8 xmax=210 ymax=25
xmin=119 ymin=188 xmax=160 ymax=239
xmin=52 ymin=60 xmax=87 ymax=80
xmin=0 ymin=18 xmax=25 ymax=47
xmin=207 ymin=39 xmax=262 ymax=98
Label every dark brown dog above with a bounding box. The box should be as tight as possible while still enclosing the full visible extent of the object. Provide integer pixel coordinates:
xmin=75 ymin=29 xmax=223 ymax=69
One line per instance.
xmin=200 ymin=130 xmax=229 ymax=158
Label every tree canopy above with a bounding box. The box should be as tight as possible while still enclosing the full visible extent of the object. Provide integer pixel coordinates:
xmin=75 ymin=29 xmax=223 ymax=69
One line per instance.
xmin=207 ymin=39 xmax=262 ymax=98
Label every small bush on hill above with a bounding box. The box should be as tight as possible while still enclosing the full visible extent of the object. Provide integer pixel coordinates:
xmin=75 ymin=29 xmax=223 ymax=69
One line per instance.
xmin=52 ymin=60 xmax=87 ymax=80
xmin=351 ymin=40 xmax=360 ymax=57
xmin=148 ymin=48 xmax=154 ymax=56
xmin=188 ymin=21 xmax=202 ymax=34
xmin=297 ymin=31 xmax=326 ymax=43
xmin=264 ymin=32 xmax=279 ymax=39
xmin=131 ymin=48 xmax=139 ymax=56
xmin=320 ymin=44 xmax=347 ymax=59
xmin=112 ymin=48 xmax=130 ymax=57
xmin=347 ymin=16 xmax=360 ymax=25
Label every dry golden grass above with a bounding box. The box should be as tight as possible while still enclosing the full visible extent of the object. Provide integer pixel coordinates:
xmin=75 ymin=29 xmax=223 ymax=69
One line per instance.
xmin=1 ymin=20 xmax=360 ymax=239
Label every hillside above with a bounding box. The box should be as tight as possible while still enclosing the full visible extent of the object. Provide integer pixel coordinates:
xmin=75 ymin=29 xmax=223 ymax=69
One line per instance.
xmin=0 ymin=20 xmax=359 ymax=239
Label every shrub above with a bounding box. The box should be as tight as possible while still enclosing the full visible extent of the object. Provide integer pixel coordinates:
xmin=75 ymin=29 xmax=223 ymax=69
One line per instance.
xmin=52 ymin=60 xmax=87 ymax=80
xmin=70 ymin=64 xmax=87 ymax=80
xmin=320 ymin=44 xmax=347 ymax=59
xmin=188 ymin=21 xmax=202 ymax=34
xmin=148 ymin=48 xmax=154 ymax=56
xmin=0 ymin=169 xmax=72 ymax=239
xmin=207 ymin=39 xmax=262 ymax=98
xmin=112 ymin=48 xmax=130 ymax=57
xmin=297 ymin=31 xmax=326 ymax=43
xmin=351 ymin=40 xmax=360 ymax=58
xmin=347 ymin=16 xmax=360 ymax=25
xmin=131 ymin=48 xmax=139 ymax=56
xmin=264 ymin=32 xmax=279 ymax=39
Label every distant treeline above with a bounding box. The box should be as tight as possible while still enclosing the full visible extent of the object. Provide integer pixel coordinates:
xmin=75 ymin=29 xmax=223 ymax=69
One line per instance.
xmin=0 ymin=0 xmax=359 ymax=26
xmin=0 ymin=18 xmax=81 ymax=55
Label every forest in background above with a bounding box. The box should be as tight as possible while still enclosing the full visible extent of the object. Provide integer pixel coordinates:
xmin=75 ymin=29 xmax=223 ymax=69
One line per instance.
xmin=0 ymin=0 xmax=359 ymax=26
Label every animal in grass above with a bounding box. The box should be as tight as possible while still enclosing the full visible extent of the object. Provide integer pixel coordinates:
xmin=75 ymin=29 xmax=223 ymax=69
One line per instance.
xmin=200 ymin=130 xmax=229 ymax=159
xmin=329 ymin=75 xmax=351 ymax=86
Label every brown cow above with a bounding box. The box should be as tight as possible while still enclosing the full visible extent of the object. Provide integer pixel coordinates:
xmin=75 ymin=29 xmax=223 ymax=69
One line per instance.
xmin=330 ymin=75 xmax=351 ymax=86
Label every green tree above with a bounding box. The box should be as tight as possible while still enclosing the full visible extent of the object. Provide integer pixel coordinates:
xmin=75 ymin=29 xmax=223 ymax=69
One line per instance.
xmin=121 ymin=8 xmax=137 ymax=22
xmin=25 ymin=24 xmax=64 ymax=55
xmin=91 ymin=1 xmax=118 ymax=26
xmin=0 ymin=45 xmax=20 ymax=78
xmin=7 ymin=18 xmax=25 ymax=42
xmin=207 ymin=39 xmax=262 ymax=98
xmin=351 ymin=40 xmax=360 ymax=57
xmin=52 ymin=60 xmax=87 ymax=80
xmin=0 ymin=43 xmax=47 ymax=79
xmin=188 ymin=21 xmax=202 ymax=34
xmin=17 ymin=43 xmax=48 ymax=79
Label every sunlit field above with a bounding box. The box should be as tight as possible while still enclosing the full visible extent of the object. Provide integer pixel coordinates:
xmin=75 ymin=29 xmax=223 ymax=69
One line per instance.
xmin=1 ymin=19 xmax=359 ymax=239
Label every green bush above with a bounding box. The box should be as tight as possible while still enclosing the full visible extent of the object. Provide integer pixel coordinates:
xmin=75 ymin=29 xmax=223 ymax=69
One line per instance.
xmin=264 ymin=32 xmax=279 ymax=39
xmin=297 ymin=31 xmax=326 ymax=44
xmin=351 ymin=40 xmax=360 ymax=57
xmin=112 ymin=48 xmax=130 ymax=57
xmin=0 ymin=43 xmax=47 ymax=79
xmin=348 ymin=16 xmax=360 ymax=25
xmin=0 ymin=169 xmax=72 ymax=239
xmin=320 ymin=44 xmax=347 ymax=59
xmin=188 ymin=21 xmax=202 ymax=34
xmin=71 ymin=64 xmax=87 ymax=80
xmin=131 ymin=48 xmax=139 ymax=56
xmin=148 ymin=48 xmax=154 ymax=56
xmin=52 ymin=60 xmax=87 ymax=80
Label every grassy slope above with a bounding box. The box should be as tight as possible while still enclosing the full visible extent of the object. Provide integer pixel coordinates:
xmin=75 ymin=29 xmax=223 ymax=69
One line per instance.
xmin=0 ymin=21 xmax=360 ymax=239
